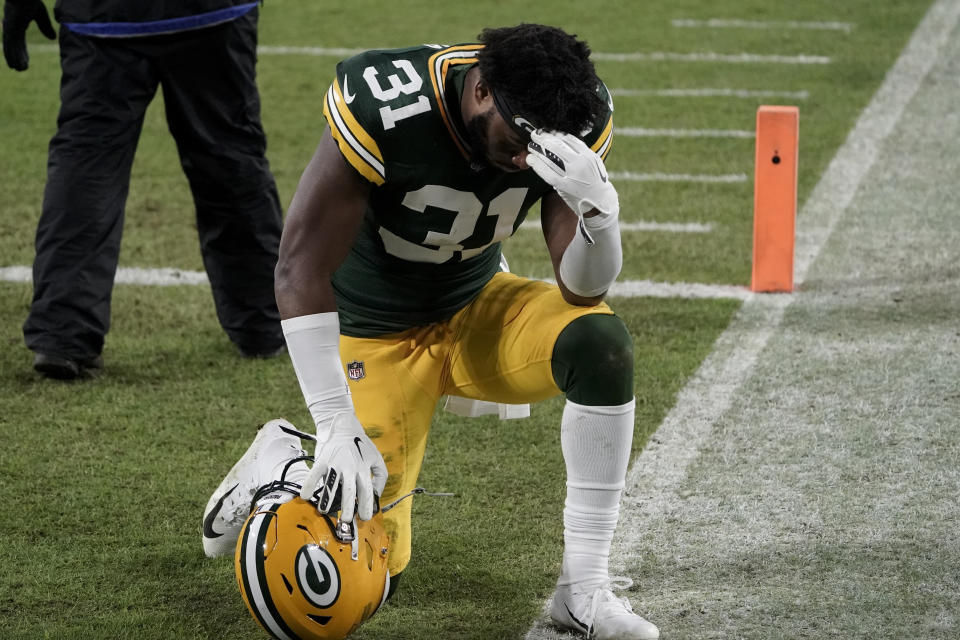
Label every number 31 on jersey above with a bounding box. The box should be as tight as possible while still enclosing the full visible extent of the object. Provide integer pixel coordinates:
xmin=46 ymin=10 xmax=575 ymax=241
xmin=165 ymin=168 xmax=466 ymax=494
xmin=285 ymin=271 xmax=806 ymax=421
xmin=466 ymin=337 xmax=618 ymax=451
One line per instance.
xmin=362 ymin=59 xmax=432 ymax=130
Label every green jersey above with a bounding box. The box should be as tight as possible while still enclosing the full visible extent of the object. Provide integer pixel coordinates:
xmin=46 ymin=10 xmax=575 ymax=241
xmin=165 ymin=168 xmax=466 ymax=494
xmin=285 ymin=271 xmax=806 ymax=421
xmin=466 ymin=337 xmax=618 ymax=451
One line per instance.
xmin=323 ymin=43 xmax=614 ymax=337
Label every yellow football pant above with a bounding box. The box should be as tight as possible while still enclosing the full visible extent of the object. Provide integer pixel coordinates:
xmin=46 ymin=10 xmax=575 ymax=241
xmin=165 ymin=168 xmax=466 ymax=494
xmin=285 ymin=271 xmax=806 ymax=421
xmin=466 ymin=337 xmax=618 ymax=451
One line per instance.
xmin=339 ymin=272 xmax=612 ymax=575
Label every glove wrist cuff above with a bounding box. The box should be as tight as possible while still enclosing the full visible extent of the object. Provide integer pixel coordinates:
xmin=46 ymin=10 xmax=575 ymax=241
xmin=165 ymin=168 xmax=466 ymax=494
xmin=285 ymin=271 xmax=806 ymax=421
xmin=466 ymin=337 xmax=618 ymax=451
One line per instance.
xmin=559 ymin=214 xmax=623 ymax=297
xmin=581 ymin=206 xmax=619 ymax=231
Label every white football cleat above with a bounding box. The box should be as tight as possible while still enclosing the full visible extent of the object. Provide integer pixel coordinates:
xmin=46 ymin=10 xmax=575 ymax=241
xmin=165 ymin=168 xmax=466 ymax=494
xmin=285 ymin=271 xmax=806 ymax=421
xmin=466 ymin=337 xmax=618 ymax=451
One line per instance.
xmin=201 ymin=418 xmax=313 ymax=558
xmin=551 ymin=578 xmax=660 ymax=640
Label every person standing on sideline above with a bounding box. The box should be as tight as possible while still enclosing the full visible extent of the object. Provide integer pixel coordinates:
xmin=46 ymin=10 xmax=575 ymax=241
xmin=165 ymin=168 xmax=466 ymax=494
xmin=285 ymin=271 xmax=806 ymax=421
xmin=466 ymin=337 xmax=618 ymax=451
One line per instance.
xmin=2 ymin=0 xmax=286 ymax=379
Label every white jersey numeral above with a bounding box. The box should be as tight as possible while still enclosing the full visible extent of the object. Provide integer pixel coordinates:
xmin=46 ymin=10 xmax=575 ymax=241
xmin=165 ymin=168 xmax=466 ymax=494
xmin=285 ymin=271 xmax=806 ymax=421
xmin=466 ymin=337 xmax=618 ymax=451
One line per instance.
xmin=380 ymin=186 xmax=529 ymax=263
xmin=362 ymin=59 xmax=432 ymax=130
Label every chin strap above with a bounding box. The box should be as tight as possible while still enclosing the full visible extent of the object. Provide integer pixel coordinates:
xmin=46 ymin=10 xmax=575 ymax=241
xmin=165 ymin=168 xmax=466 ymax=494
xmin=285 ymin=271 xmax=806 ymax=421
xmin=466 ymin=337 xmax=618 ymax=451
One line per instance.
xmin=249 ymin=455 xmax=315 ymax=508
xmin=251 ymin=461 xmax=454 ymax=555
xmin=336 ymin=487 xmax=452 ymax=559
xmin=382 ymin=487 xmax=456 ymax=513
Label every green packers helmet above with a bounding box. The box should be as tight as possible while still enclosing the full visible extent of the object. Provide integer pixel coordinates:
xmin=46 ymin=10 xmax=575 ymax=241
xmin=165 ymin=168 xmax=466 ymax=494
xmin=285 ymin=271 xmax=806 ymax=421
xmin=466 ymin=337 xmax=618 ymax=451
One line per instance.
xmin=234 ymin=489 xmax=390 ymax=640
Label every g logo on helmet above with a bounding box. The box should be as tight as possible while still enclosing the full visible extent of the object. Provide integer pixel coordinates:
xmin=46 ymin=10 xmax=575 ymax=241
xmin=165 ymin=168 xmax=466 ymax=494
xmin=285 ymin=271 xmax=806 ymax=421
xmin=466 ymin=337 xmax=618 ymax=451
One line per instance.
xmin=296 ymin=545 xmax=341 ymax=608
xmin=235 ymin=497 xmax=390 ymax=640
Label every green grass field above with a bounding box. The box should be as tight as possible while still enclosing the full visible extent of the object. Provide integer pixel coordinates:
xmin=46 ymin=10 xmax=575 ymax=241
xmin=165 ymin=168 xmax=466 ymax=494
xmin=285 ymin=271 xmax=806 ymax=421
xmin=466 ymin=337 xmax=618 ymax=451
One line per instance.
xmin=0 ymin=1 xmax=940 ymax=638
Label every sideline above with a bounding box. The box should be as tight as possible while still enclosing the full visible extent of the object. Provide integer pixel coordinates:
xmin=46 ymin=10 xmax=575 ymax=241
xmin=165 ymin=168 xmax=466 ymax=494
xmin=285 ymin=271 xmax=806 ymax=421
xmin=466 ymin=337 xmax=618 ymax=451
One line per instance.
xmin=524 ymin=0 xmax=960 ymax=636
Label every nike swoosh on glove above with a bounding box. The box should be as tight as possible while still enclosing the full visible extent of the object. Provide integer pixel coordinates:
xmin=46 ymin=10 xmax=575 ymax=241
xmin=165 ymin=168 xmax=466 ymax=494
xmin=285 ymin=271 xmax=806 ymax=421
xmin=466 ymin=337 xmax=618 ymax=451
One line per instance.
xmin=527 ymin=129 xmax=619 ymax=222
xmin=300 ymin=412 xmax=388 ymax=522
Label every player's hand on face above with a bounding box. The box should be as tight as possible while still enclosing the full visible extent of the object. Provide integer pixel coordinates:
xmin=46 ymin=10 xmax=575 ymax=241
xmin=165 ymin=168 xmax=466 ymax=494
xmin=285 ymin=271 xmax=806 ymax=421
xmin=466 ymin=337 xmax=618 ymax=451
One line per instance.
xmin=526 ymin=129 xmax=619 ymax=222
xmin=300 ymin=412 xmax=388 ymax=522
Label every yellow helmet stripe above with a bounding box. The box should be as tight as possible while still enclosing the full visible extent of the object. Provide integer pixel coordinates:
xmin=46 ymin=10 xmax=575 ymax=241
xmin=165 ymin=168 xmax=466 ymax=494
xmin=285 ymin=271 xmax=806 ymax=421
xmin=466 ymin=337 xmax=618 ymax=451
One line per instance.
xmin=592 ymin=113 xmax=614 ymax=161
xmin=239 ymin=508 xmax=299 ymax=640
xmin=323 ymin=80 xmax=386 ymax=185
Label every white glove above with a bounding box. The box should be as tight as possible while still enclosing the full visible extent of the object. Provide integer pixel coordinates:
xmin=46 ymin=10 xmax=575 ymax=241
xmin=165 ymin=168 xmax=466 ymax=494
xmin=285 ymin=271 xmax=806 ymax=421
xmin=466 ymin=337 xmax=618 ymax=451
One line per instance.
xmin=299 ymin=412 xmax=388 ymax=522
xmin=526 ymin=129 xmax=619 ymax=225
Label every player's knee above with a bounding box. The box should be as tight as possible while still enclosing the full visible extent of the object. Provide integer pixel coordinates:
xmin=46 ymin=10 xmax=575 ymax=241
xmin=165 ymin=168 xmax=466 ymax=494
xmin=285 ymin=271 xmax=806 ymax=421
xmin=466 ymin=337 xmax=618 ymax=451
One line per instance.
xmin=551 ymin=313 xmax=634 ymax=406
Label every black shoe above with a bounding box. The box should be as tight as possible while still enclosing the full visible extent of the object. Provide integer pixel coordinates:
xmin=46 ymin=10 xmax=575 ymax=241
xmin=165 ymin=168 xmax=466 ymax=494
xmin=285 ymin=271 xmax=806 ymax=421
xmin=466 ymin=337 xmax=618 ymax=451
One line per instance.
xmin=237 ymin=342 xmax=286 ymax=359
xmin=33 ymin=352 xmax=104 ymax=380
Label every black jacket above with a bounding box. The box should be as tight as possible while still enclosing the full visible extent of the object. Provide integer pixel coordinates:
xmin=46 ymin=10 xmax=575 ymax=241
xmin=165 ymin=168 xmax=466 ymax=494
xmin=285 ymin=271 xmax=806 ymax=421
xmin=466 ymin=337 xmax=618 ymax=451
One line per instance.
xmin=50 ymin=0 xmax=257 ymax=25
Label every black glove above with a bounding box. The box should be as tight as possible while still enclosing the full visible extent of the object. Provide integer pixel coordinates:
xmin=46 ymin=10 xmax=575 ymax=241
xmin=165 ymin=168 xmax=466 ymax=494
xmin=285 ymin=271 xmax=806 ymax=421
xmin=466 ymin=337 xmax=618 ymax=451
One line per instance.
xmin=3 ymin=0 xmax=56 ymax=71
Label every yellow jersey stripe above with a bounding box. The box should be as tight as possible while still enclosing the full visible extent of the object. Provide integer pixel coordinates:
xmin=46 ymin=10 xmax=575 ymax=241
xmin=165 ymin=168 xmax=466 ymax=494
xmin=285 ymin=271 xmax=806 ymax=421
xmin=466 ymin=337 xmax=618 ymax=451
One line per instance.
xmin=323 ymin=79 xmax=386 ymax=185
xmin=428 ymin=44 xmax=483 ymax=160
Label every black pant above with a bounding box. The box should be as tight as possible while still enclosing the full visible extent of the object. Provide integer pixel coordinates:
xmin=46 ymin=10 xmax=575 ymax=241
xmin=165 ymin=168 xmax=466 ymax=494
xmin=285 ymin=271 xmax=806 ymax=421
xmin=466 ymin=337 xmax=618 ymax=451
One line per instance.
xmin=23 ymin=9 xmax=283 ymax=360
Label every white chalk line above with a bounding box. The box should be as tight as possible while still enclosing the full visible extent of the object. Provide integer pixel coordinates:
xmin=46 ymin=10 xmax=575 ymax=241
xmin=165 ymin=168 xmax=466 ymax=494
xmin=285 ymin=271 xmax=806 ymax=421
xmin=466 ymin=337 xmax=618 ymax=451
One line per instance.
xmin=609 ymin=280 xmax=750 ymax=300
xmin=260 ymin=47 xmax=832 ymax=66
xmin=525 ymin=0 xmax=960 ymax=636
xmin=610 ymin=171 xmax=748 ymax=183
xmin=520 ymin=220 xmax=714 ymax=234
xmin=0 ymin=266 xmax=209 ymax=286
xmin=672 ymin=18 xmax=854 ymax=33
xmin=610 ymin=88 xmax=810 ymax=100
xmin=592 ymin=51 xmax=830 ymax=64
xmin=616 ymin=127 xmax=754 ymax=138
xmin=0 ymin=265 xmax=748 ymax=301
xmin=30 ymin=44 xmax=830 ymax=65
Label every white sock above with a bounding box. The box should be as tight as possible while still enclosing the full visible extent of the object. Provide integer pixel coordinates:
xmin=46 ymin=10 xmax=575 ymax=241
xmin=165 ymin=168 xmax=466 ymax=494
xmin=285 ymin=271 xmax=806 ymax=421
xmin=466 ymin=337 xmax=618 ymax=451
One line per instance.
xmin=559 ymin=398 xmax=635 ymax=589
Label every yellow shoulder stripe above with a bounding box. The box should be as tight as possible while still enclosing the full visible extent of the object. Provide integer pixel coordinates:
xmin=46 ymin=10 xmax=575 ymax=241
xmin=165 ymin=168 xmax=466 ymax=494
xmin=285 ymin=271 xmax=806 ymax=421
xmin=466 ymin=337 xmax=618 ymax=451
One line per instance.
xmin=323 ymin=78 xmax=386 ymax=185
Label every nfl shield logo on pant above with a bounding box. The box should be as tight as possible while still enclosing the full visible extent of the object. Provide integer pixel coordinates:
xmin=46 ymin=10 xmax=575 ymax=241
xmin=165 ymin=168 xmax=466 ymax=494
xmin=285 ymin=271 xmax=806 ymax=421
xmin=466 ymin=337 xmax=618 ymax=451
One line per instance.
xmin=346 ymin=360 xmax=365 ymax=381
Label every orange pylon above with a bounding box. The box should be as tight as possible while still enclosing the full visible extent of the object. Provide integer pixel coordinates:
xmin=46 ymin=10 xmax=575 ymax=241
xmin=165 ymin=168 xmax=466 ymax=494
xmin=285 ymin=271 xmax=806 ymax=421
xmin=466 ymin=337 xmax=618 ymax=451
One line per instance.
xmin=751 ymin=105 xmax=799 ymax=292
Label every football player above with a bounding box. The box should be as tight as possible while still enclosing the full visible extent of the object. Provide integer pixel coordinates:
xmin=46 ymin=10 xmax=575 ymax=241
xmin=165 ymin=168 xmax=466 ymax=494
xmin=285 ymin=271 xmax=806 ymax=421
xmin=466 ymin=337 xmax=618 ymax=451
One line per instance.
xmin=205 ymin=23 xmax=658 ymax=640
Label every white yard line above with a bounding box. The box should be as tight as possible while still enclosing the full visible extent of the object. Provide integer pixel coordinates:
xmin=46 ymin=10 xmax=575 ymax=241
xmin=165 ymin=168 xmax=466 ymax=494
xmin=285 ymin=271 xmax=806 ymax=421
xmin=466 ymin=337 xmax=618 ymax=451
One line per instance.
xmin=32 ymin=42 xmax=831 ymax=65
xmin=30 ymin=44 xmax=830 ymax=65
xmin=671 ymin=18 xmax=854 ymax=33
xmin=592 ymin=51 xmax=830 ymax=64
xmin=0 ymin=266 xmax=747 ymax=300
xmin=610 ymin=88 xmax=810 ymax=100
xmin=525 ymin=0 xmax=960 ymax=636
xmin=537 ymin=277 xmax=750 ymax=300
xmin=263 ymin=47 xmax=831 ymax=65
xmin=0 ymin=265 xmax=209 ymax=286
xmin=616 ymin=127 xmax=755 ymax=138
xmin=609 ymin=171 xmax=748 ymax=183
xmin=608 ymin=280 xmax=750 ymax=300
xmin=519 ymin=220 xmax=714 ymax=233
xmin=257 ymin=45 xmax=366 ymax=57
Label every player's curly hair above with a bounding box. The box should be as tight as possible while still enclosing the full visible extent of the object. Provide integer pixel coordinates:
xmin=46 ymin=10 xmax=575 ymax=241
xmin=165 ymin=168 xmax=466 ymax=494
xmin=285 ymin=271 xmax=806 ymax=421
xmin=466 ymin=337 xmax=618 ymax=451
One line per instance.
xmin=477 ymin=24 xmax=606 ymax=134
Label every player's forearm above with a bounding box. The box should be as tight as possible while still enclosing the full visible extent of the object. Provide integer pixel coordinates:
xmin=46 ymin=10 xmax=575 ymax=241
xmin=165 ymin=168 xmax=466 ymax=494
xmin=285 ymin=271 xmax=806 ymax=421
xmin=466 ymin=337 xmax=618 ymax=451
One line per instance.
xmin=280 ymin=311 xmax=354 ymax=435
xmin=275 ymin=127 xmax=370 ymax=320
xmin=557 ymin=210 xmax=623 ymax=299
xmin=274 ymin=259 xmax=338 ymax=319
xmin=275 ymin=255 xmax=352 ymax=435
xmin=527 ymin=129 xmax=622 ymax=302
